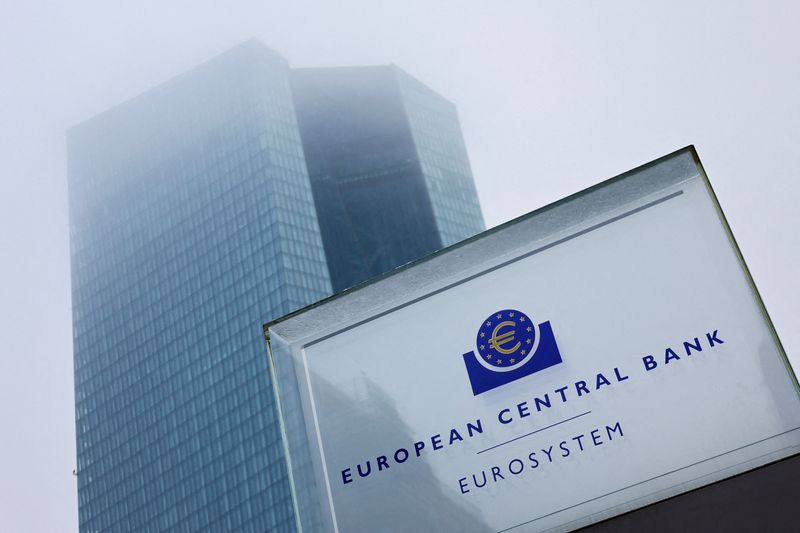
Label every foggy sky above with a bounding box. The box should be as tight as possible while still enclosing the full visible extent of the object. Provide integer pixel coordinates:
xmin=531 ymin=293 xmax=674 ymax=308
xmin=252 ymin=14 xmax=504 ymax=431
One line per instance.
xmin=1 ymin=1 xmax=798 ymax=531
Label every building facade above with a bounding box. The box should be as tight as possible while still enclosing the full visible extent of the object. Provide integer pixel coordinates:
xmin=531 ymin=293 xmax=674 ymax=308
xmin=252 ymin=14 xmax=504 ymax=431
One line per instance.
xmin=69 ymin=40 xmax=483 ymax=531
xmin=291 ymin=66 xmax=484 ymax=292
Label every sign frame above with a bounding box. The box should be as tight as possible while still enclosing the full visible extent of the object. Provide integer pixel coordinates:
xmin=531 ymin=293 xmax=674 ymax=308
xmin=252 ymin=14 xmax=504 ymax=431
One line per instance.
xmin=264 ymin=146 xmax=798 ymax=532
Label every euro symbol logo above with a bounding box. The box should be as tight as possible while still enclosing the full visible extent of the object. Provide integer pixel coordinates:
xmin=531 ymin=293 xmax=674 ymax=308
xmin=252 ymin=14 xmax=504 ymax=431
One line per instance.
xmin=489 ymin=321 xmax=521 ymax=355
xmin=465 ymin=309 xmax=561 ymax=394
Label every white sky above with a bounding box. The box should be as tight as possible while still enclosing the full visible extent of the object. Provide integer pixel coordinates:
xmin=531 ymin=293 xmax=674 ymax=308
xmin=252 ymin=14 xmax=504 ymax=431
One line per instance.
xmin=1 ymin=1 xmax=797 ymax=531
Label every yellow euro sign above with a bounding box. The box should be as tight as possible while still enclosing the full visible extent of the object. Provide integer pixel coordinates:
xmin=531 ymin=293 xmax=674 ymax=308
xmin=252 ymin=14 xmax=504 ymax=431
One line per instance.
xmin=489 ymin=321 xmax=521 ymax=355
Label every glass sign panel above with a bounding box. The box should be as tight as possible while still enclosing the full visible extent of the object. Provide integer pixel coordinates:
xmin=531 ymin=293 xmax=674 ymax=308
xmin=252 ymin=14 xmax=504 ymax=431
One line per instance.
xmin=265 ymin=147 xmax=799 ymax=532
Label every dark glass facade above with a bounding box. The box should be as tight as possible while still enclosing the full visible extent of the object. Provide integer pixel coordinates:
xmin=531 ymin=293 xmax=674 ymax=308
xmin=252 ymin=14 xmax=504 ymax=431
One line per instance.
xmin=69 ymin=41 xmax=483 ymax=532
xmin=291 ymin=66 xmax=484 ymax=292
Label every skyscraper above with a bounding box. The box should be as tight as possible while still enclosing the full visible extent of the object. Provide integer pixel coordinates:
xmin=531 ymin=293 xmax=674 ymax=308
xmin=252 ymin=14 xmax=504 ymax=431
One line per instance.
xmin=68 ymin=40 xmax=483 ymax=531
xmin=291 ymin=66 xmax=484 ymax=292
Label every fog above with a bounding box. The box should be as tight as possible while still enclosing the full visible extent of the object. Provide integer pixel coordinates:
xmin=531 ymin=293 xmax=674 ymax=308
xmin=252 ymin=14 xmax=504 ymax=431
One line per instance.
xmin=1 ymin=1 xmax=798 ymax=530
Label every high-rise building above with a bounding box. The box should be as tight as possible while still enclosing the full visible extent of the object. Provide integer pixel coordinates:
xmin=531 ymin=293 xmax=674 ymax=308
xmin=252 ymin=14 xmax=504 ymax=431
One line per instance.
xmin=68 ymin=40 xmax=483 ymax=532
xmin=291 ymin=66 xmax=484 ymax=292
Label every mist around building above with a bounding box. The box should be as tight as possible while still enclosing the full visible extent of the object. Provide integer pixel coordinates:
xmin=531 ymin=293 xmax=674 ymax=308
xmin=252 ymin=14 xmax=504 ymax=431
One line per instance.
xmin=68 ymin=39 xmax=484 ymax=531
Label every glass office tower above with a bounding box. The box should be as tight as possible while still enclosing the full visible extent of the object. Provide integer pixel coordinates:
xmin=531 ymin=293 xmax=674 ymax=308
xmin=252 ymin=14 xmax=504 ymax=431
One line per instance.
xmin=69 ymin=41 xmax=483 ymax=532
xmin=291 ymin=66 xmax=485 ymax=292
xmin=69 ymin=41 xmax=331 ymax=531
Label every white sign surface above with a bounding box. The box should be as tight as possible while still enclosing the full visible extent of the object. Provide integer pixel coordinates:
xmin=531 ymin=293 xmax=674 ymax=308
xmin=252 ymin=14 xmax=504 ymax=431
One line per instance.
xmin=267 ymin=149 xmax=799 ymax=532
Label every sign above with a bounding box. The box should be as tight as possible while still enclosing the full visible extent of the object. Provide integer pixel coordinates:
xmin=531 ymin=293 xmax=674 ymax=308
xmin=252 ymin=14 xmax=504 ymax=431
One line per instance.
xmin=265 ymin=147 xmax=800 ymax=532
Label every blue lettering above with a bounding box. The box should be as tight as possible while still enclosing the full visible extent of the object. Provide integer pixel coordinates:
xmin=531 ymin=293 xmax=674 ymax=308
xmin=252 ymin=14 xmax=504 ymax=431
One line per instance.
xmin=559 ymin=441 xmax=570 ymax=457
xmin=498 ymin=408 xmax=513 ymax=424
xmin=431 ymin=434 xmax=443 ymax=451
xmin=665 ymin=348 xmax=680 ymax=364
xmin=467 ymin=419 xmax=483 ymax=437
xmin=528 ymin=452 xmax=539 ymax=468
xmin=614 ymin=367 xmax=629 ymax=381
xmin=491 ymin=466 xmax=504 ymax=482
xmin=517 ymin=401 xmax=530 ymax=418
xmin=534 ymin=394 xmax=551 ymax=412
xmin=555 ymin=386 xmax=569 ymax=402
xmin=575 ymin=380 xmax=590 ymax=397
xmin=707 ymin=330 xmax=724 ymax=347
xmin=595 ymin=373 xmax=611 ymax=389
xmin=377 ymin=456 xmax=389 ymax=471
xmin=572 ymin=434 xmax=586 ymax=451
xmin=508 ymin=459 xmax=524 ymax=475
xmin=473 ymin=471 xmax=488 ymax=487
xmin=459 ymin=477 xmax=469 ymax=494
xmin=394 ymin=448 xmax=409 ymax=463
xmin=541 ymin=445 xmax=554 ymax=462
xmin=449 ymin=428 xmax=463 ymax=445
xmin=341 ymin=468 xmax=353 ymax=485
xmin=590 ymin=429 xmax=602 ymax=446
xmin=414 ymin=440 xmax=425 ymax=457
xmin=643 ymin=355 xmax=657 ymax=371
xmin=684 ymin=337 xmax=702 ymax=356
xmin=357 ymin=461 xmax=371 ymax=478
xmin=606 ymin=421 xmax=623 ymax=439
